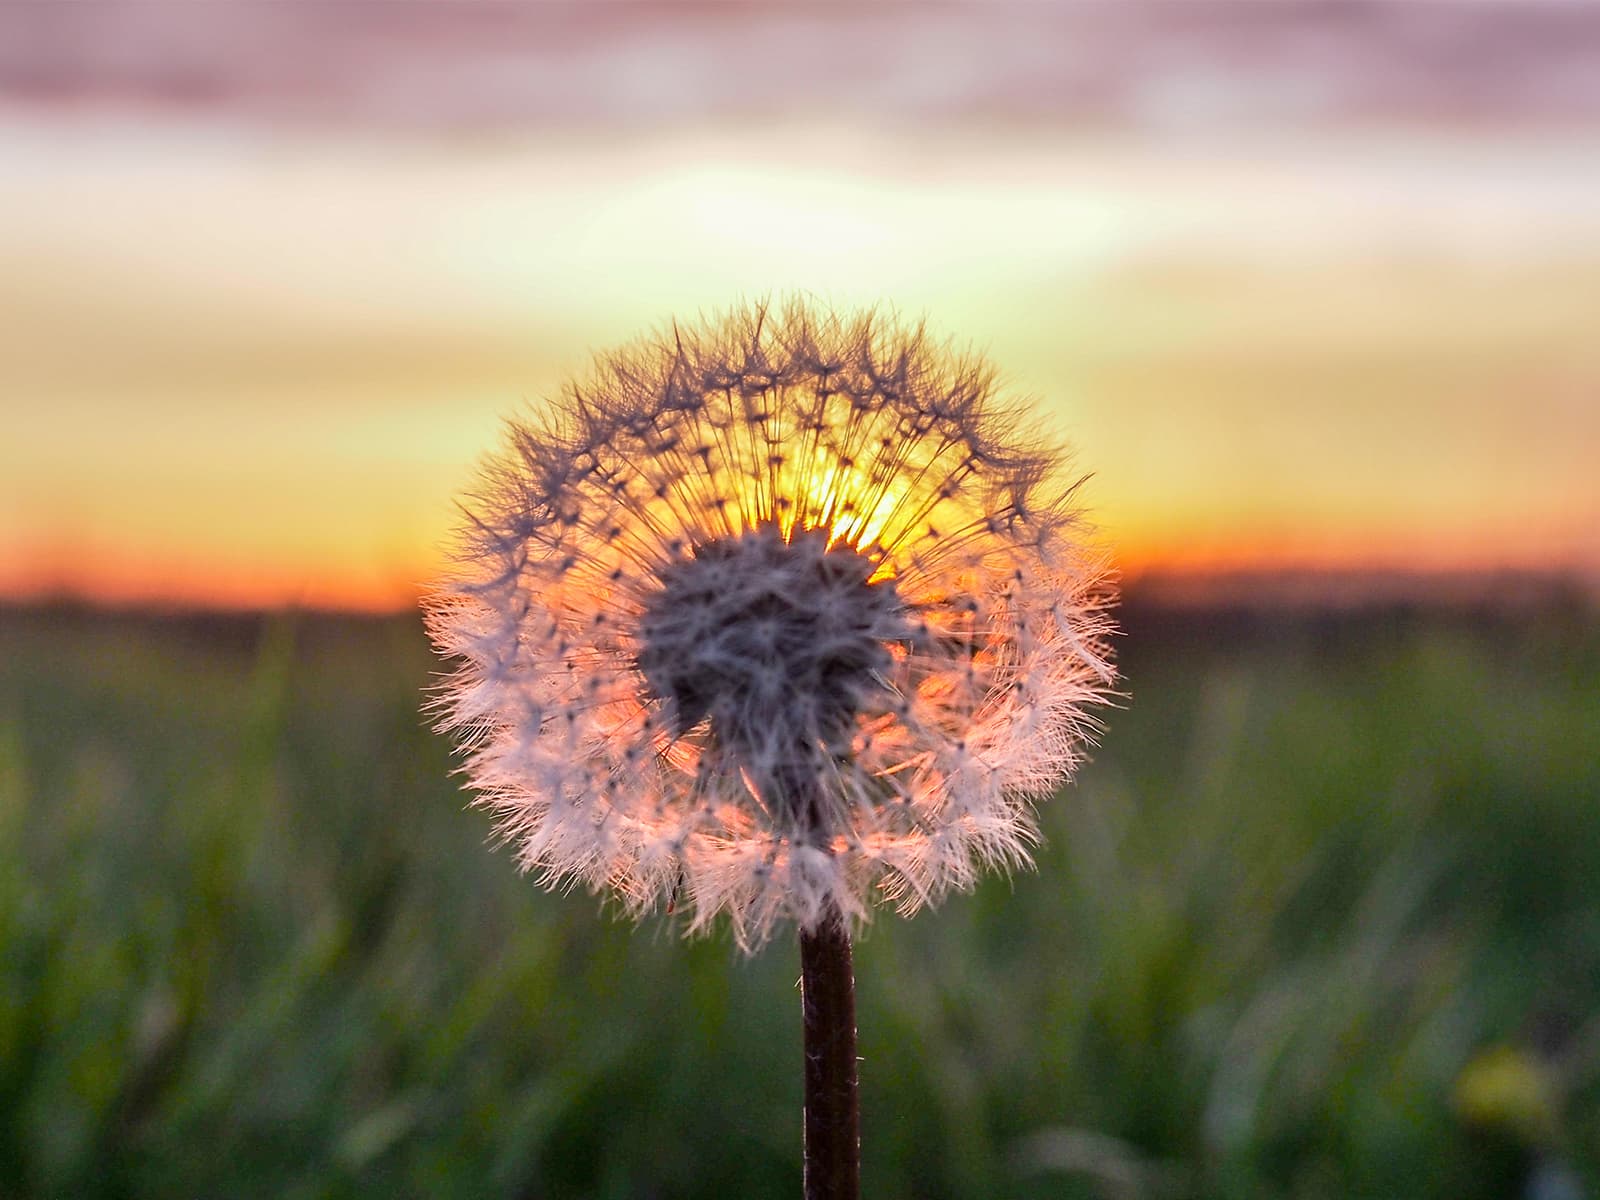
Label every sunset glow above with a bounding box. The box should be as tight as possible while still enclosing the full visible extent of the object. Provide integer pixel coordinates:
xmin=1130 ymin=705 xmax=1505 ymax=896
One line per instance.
xmin=5 ymin=7 xmax=1599 ymax=611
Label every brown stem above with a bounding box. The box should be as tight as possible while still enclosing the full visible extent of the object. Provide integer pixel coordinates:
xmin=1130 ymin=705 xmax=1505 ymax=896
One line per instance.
xmin=800 ymin=908 xmax=860 ymax=1200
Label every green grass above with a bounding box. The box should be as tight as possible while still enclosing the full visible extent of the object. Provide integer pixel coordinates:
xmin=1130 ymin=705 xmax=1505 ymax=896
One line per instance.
xmin=2 ymin=597 xmax=1597 ymax=1199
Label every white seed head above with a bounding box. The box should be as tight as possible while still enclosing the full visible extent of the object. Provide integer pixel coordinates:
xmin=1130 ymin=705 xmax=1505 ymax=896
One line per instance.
xmin=425 ymin=300 xmax=1118 ymax=951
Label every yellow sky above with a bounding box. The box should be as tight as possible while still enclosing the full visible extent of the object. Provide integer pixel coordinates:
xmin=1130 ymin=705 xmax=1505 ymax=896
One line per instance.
xmin=3 ymin=119 xmax=1599 ymax=609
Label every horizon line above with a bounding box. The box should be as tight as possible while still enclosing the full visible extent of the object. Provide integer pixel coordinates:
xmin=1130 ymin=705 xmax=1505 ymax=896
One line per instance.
xmin=4 ymin=562 xmax=1594 ymax=622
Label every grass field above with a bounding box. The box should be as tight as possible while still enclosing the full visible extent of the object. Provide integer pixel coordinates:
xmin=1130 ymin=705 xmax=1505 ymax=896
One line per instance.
xmin=2 ymin=593 xmax=1597 ymax=1199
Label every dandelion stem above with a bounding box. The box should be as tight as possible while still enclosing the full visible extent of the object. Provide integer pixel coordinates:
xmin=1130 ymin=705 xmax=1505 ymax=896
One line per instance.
xmin=800 ymin=906 xmax=860 ymax=1200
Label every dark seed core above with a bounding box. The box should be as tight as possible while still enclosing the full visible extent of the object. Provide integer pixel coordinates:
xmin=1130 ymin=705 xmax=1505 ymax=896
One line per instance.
xmin=636 ymin=524 xmax=905 ymax=768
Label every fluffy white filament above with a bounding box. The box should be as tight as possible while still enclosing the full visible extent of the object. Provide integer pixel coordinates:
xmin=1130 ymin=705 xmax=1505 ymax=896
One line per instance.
xmin=426 ymin=301 xmax=1117 ymax=950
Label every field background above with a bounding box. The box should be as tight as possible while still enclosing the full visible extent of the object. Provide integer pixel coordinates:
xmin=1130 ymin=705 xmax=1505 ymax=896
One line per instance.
xmin=3 ymin=591 xmax=1596 ymax=1199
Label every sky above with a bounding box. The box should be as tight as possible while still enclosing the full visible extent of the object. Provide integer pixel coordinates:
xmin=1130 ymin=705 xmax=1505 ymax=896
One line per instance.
xmin=3 ymin=2 xmax=1599 ymax=610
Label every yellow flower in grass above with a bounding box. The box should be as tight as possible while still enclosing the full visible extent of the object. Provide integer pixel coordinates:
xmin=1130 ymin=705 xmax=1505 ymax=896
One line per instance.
xmin=426 ymin=300 xmax=1117 ymax=950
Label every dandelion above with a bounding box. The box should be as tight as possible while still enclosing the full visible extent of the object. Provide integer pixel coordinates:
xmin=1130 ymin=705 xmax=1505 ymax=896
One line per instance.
xmin=424 ymin=299 xmax=1117 ymax=1199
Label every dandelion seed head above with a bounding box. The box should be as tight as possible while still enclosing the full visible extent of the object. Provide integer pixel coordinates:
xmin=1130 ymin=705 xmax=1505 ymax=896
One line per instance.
xmin=426 ymin=299 xmax=1117 ymax=950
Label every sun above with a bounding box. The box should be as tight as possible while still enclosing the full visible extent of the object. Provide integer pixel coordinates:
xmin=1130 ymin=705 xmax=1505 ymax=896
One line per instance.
xmin=782 ymin=456 xmax=905 ymax=556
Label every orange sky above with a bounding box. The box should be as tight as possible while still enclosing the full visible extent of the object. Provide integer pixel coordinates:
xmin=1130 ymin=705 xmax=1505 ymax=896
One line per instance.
xmin=4 ymin=8 xmax=1600 ymax=610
